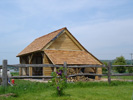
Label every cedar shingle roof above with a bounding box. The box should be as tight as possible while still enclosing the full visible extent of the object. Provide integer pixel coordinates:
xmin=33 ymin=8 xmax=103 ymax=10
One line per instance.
xmin=44 ymin=50 xmax=101 ymax=65
xmin=17 ymin=27 xmax=66 ymax=56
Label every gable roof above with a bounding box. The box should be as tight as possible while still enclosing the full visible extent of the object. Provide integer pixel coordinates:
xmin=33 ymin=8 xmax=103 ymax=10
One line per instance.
xmin=17 ymin=27 xmax=102 ymax=65
xmin=17 ymin=27 xmax=66 ymax=57
xmin=45 ymin=50 xmax=101 ymax=65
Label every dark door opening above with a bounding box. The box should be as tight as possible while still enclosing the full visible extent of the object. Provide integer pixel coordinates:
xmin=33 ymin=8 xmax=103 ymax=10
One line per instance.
xmin=32 ymin=55 xmax=43 ymax=76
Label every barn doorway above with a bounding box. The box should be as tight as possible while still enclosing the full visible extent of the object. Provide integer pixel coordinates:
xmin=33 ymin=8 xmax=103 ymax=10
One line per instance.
xmin=32 ymin=53 xmax=43 ymax=76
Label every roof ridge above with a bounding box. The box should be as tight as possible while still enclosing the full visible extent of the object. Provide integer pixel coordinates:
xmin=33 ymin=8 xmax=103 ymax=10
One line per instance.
xmin=36 ymin=27 xmax=66 ymax=40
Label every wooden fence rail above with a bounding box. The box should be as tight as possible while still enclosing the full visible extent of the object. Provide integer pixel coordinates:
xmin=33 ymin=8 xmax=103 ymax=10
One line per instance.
xmin=1 ymin=60 xmax=133 ymax=87
xmin=8 ymin=64 xmax=105 ymax=68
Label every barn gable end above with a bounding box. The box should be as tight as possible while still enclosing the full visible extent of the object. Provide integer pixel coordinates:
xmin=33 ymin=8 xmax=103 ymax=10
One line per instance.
xmin=47 ymin=32 xmax=81 ymax=50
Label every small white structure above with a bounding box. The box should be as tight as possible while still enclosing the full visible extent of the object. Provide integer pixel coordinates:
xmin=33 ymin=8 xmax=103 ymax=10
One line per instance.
xmin=0 ymin=69 xmax=11 ymax=85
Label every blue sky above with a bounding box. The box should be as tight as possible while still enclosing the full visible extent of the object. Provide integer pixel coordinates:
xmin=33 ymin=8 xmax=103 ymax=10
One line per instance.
xmin=0 ymin=0 xmax=133 ymax=64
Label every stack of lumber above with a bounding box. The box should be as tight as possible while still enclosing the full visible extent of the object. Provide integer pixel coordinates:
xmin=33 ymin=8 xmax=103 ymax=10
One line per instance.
xmin=67 ymin=68 xmax=94 ymax=82
xmin=67 ymin=68 xmax=76 ymax=75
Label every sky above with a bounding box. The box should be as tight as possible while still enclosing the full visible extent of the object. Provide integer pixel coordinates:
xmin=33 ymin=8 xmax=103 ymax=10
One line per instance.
xmin=0 ymin=0 xmax=133 ymax=64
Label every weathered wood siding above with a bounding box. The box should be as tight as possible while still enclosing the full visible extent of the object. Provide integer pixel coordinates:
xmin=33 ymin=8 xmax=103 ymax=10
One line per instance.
xmin=48 ymin=32 xmax=81 ymax=50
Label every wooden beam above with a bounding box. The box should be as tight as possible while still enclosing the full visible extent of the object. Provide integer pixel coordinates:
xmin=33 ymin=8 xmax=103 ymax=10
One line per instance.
xmin=8 ymin=64 xmax=60 ymax=67
xmin=19 ymin=68 xmax=22 ymax=76
xmin=28 ymin=54 xmax=33 ymax=76
xmin=68 ymin=65 xmax=106 ymax=68
xmin=29 ymin=67 xmax=32 ymax=76
xmin=112 ymin=73 xmax=133 ymax=76
xmin=95 ymin=68 xmax=99 ymax=80
xmin=29 ymin=54 xmax=33 ymax=64
xmin=8 ymin=64 xmax=105 ymax=68
xmin=19 ymin=57 xmax=22 ymax=76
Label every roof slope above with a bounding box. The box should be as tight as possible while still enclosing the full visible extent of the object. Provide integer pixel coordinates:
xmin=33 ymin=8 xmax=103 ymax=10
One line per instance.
xmin=17 ymin=27 xmax=66 ymax=56
xmin=45 ymin=50 xmax=101 ymax=65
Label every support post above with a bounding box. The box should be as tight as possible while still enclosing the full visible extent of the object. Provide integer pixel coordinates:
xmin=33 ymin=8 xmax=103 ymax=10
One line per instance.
xmin=64 ymin=62 xmax=67 ymax=82
xmin=108 ymin=62 xmax=111 ymax=84
xmin=19 ymin=68 xmax=22 ymax=76
xmin=95 ymin=68 xmax=98 ymax=80
xmin=29 ymin=67 xmax=32 ymax=76
xmin=2 ymin=60 xmax=8 ymax=87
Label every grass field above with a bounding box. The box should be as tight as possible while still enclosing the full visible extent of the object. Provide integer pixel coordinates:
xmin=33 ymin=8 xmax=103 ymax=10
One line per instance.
xmin=0 ymin=80 xmax=133 ymax=100
xmin=102 ymin=76 xmax=133 ymax=80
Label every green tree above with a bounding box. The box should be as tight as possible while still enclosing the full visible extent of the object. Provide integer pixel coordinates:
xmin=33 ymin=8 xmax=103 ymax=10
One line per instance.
xmin=127 ymin=67 xmax=133 ymax=73
xmin=113 ymin=56 xmax=126 ymax=73
xmin=102 ymin=62 xmax=108 ymax=74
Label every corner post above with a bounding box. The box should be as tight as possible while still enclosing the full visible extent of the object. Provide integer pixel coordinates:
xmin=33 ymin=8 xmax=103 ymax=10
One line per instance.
xmin=108 ymin=62 xmax=111 ymax=84
xmin=2 ymin=60 xmax=8 ymax=87
xmin=95 ymin=68 xmax=98 ymax=80
xmin=64 ymin=62 xmax=67 ymax=82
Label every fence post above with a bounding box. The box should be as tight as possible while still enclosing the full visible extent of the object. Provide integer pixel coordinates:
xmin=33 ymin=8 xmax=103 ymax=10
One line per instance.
xmin=107 ymin=62 xmax=111 ymax=84
xmin=64 ymin=62 xmax=67 ymax=82
xmin=2 ymin=60 xmax=8 ymax=87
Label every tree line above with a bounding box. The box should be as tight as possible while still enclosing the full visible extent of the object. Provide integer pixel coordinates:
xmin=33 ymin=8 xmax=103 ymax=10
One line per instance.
xmin=102 ymin=56 xmax=133 ymax=73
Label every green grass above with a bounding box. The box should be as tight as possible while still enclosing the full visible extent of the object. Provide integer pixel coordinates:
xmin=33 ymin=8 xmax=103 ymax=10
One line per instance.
xmin=0 ymin=80 xmax=133 ymax=100
xmin=11 ymin=72 xmax=19 ymax=76
xmin=102 ymin=76 xmax=133 ymax=80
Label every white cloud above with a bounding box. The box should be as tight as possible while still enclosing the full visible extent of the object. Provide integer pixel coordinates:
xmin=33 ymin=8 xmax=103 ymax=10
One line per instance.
xmin=70 ymin=19 xmax=133 ymax=59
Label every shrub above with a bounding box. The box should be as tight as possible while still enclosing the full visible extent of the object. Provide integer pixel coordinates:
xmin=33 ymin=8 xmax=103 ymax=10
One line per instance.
xmin=50 ymin=67 xmax=67 ymax=96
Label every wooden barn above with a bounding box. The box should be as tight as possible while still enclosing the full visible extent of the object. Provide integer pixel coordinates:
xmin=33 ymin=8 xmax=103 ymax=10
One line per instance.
xmin=17 ymin=27 xmax=102 ymax=80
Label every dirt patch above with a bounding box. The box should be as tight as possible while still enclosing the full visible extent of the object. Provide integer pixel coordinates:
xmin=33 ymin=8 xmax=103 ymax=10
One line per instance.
xmin=22 ymin=78 xmax=133 ymax=83
xmin=23 ymin=79 xmax=50 ymax=83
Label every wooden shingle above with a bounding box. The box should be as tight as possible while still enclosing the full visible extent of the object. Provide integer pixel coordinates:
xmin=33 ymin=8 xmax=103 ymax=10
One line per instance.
xmin=45 ymin=50 xmax=101 ymax=65
xmin=17 ymin=27 xmax=66 ymax=56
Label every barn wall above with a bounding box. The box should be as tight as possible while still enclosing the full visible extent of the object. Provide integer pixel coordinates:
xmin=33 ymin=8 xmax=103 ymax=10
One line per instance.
xmin=48 ymin=32 xmax=81 ymax=50
xmin=43 ymin=54 xmax=53 ymax=76
xmin=20 ymin=56 xmax=29 ymax=76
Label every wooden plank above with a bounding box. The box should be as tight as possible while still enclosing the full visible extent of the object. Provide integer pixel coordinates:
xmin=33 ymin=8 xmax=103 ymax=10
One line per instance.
xmin=64 ymin=62 xmax=67 ymax=76
xmin=22 ymin=68 xmax=27 ymax=76
xmin=68 ymin=65 xmax=106 ymax=68
xmin=43 ymin=54 xmax=53 ymax=76
xmin=8 ymin=64 xmax=61 ymax=67
xmin=68 ymin=73 xmax=107 ymax=77
xmin=112 ymin=65 xmax=133 ymax=67
xmin=64 ymin=30 xmax=84 ymax=50
xmin=95 ymin=68 xmax=99 ymax=80
xmin=4 ymin=76 xmax=53 ymax=79
xmin=29 ymin=67 xmax=32 ymax=76
xmin=19 ymin=68 xmax=22 ymax=76
xmin=48 ymin=33 xmax=81 ymax=50
xmin=8 ymin=64 xmax=105 ymax=68
xmin=64 ymin=62 xmax=67 ymax=82
xmin=29 ymin=54 xmax=33 ymax=76
xmin=112 ymin=73 xmax=133 ymax=76
xmin=2 ymin=60 xmax=8 ymax=87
